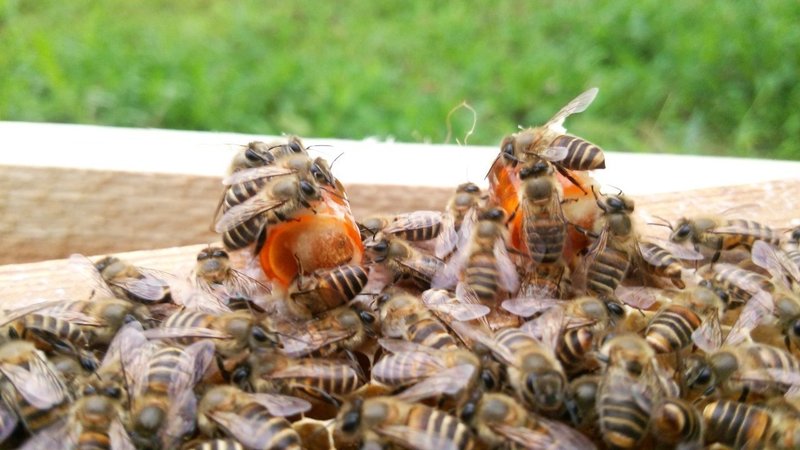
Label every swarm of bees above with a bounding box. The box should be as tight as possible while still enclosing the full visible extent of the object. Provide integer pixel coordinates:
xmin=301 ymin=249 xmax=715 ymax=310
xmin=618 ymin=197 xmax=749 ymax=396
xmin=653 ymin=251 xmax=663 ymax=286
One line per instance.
xmin=3 ymin=88 xmax=800 ymax=450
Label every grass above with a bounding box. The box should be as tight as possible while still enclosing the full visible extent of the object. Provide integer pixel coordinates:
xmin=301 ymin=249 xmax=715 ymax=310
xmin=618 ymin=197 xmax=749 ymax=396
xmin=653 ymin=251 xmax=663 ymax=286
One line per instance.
xmin=1 ymin=0 xmax=798 ymax=159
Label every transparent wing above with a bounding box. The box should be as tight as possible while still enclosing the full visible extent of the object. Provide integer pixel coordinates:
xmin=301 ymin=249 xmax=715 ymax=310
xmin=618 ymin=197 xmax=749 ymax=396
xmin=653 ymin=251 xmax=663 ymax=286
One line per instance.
xmin=691 ymin=311 xmax=722 ymax=353
xmin=753 ymin=240 xmax=800 ymax=285
xmin=143 ymin=327 xmax=233 ymax=340
xmin=249 ymin=393 xmax=312 ymax=416
xmin=214 ymin=195 xmax=282 ymax=233
xmin=639 ymin=237 xmax=704 ymax=261
xmin=0 ymin=353 xmax=68 ymax=409
xmin=538 ymin=145 xmax=569 ymax=162
xmin=223 ymin=165 xmax=295 ymax=186
xmin=383 ymin=211 xmax=443 ymax=235
xmin=394 ymin=364 xmax=477 ymax=402
xmin=434 ymin=213 xmax=459 ymax=259
xmin=494 ymin=239 xmax=520 ymax=293
xmin=493 ymin=420 xmax=597 ymax=450
xmin=372 ymin=351 xmax=447 ymax=385
xmin=110 ymin=270 xmax=170 ymax=301
xmin=449 ymin=321 xmax=515 ymax=366
xmin=377 ymin=424 xmax=466 ymax=450
xmin=501 ymin=296 xmax=560 ymax=318
xmin=0 ymin=400 xmax=18 ymax=443
xmin=543 ymin=87 xmax=599 ymax=133
xmin=18 ymin=418 xmax=71 ymax=450
xmin=208 ymin=410 xmax=285 ymax=450
xmin=109 ymin=418 xmax=136 ymax=450
xmin=68 ymin=253 xmax=115 ymax=298
xmin=724 ymin=291 xmax=774 ymax=347
xmin=281 ymin=327 xmax=354 ymax=358
xmin=160 ymin=389 xmax=197 ymax=450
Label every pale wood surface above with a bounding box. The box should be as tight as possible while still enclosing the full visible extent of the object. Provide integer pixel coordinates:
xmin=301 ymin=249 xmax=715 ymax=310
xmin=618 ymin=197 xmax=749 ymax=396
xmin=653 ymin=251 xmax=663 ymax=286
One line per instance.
xmin=2 ymin=177 xmax=798 ymax=307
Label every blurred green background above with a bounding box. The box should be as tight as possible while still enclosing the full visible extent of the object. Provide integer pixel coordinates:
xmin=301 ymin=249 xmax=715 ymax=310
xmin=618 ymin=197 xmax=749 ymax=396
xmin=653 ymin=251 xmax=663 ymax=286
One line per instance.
xmin=1 ymin=0 xmax=798 ymax=159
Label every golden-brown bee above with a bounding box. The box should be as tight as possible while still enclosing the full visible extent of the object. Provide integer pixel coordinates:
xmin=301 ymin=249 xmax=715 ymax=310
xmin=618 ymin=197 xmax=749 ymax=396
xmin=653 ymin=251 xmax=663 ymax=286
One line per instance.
xmin=379 ymin=290 xmax=486 ymax=351
xmin=0 ymin=341 xmax=72 ymax=442
xmin=238 ymin=349 xmax=365 ymax=406
xmin=650 ymin=398 xmax=704 ymax=449
xmin=683 ymin=342 xmax=800 ymax=401
xmin=143 ymin=309 xmax=279 ymax=373
xmin=18 ymin=393 xmax=134 ymax=450
xmin=287 ymin=264 xmax=368 ymax=318
xmin=498 ymin=87 xmax=605 ymax=174
xmin=70 ymin=254 xmax=171 ymax=304
xmin=452 ymin=322 xmax=566 ymax=415
xmin=225 ymin=137 xmax=308 ymax=176
xmin=364 ymin=234 xmax=445 ymax=289
xmin=372 ymin=339 xmax=482 ymax=404
xmin=197 ymin=385 xmax=310 ymax=450
xmin=215 ymin=172 xmax=323 ymax=253
xmin=7 ymin=312 xmax=100 ymax=373
xmin=336 ymin=396 xmax=477 ymax=450
xmin=184 ymin=246 xmax=271 ymax=312
xmin=702 ymin=399 xmax=783 ymax=449
xmin=637 ymin=239 xmax=704 ymax=289
xmin=185 ymin=439 xmax=246 ymax=450
xmin=596 ymin=334 xmax=679 ymax=449
xmin=699 ymin=263 xmax=774 ymax=307
xmin=124 ymin=334 xmax=215 ymax=449
xmin=446 ymin=182 xmax=483 ymax=232
xmin=516 ymin=159 xmax=567 ymax=265
xmin=564 ymin=374 xmax=601 ymax=433
xmin=669 ymin=216 xmax=781 ymax=263
xmin=505 ymin=296 xmax=612 ymax=376
xmin=359 ymin=210 xmax=447 ymax=243
xmin=458 ymin=392 xmax=597 ymax=450
xmin=433 ymin=207 xmax=520 ymax=306
xmin=277 ymin=303 xmax=378 ymax=358
xmin=582 ymin=192 xmax=637 ymax=305
xmin=645 ymin=286 xmax=725 ymax=354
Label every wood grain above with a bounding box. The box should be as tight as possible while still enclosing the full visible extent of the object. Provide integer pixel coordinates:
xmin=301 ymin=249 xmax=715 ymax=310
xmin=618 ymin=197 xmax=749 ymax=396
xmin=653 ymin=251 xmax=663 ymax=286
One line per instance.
xmin=2 ymin=177 xmax=797 ymax=307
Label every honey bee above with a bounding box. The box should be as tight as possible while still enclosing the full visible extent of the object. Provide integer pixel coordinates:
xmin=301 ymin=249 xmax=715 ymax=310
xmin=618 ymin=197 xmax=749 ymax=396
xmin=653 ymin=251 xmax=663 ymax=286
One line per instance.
xmin=451 ymin=322 xmax=566 ymax=415
xmin=6 ymin=312 xmax=100 ymax=372
xmin=336 ymin=396 xmax=477 ymax=450
xmin=650 ymin=398 xmax=704 ymax=449
xmin=515 ymin=159 xmax=567 ymax=266
xmin=70 ymin=254 xmax=171 ymax=303
xmin=379 ymin=290 xmax=486 ymax=351
xmin=497 ymin=88 xmax=605 ymax=174
xmin=701 ymin=399 xmax=800 ymax=449
xmin=783 ymin=225 xmax=800 ymax=252
xmin=364 ymin=234 xmax=445 ymax=289
xmin=596 ymin=335 xmax=665 ymax=450
xmin=683 ymin=342 xmax=800 ymax=401
xmin=458 ymin=392 xmax=597 ymax=450
xmin=699 ymin=263 xmax=774 ymax=308
xmin=287 ymin=264 xmax=368 ymax=318
xmin=226 ymin=137 xmax=308 ymax=176
xmin=371 ymin=339 xmax=482 ymax=403
xmin=277 ymin=303 xmax=378 ymax=358
xmin=125 ymin=335 xmax=215 ymax=449
xmin=359 ymin=210 xmax=448 ymax=243
xmin=143 ymin=309 xmax=279 ymax=378
xmin=197 ymin=385 xmax=310 ymax=450
xmin=19 ymin=393 xmax=134 ymax=450
xmin=238 ymin=348 xmax=366 ymax=405
xmin=433 ymin=207 xmax=520 ymax=306
xmin=0 ymin=341 xmax=72 ymax=441
xmin=446 ymin=182 xmax=483 ymax=232
xmin=184 ymin=439 xmax=245 ymax=450
xmin=645 ymin=286 xmax=725 ymax=354
xmin=215 ymin=173 xmax=323 ymax=253
xmin=564 ymin=374 xmax=601 ymax=433
xmin=669 ymin=216 xmax=781 ymax=263
xmin=637 ymin=239 xmax=704 ymax=289
xmin=581 ymin=192 xmax=637 ymax=306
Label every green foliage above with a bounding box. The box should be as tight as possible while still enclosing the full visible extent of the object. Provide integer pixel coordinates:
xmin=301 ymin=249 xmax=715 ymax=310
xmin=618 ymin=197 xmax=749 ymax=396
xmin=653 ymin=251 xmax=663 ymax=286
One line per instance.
xmin=1 ymin=0 xmax=798 ymax=159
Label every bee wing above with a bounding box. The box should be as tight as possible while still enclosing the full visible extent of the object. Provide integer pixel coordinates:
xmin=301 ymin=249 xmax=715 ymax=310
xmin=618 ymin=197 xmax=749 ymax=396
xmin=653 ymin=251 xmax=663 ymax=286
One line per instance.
xmin=0 ymin=400 xmax=18 ymax=443
xmin=583 ymin=225 xmax=609 ymax=277
xmin=501 ymin=296 xmax=560 ymax=318
xmin=394 ymin=364 xmax=477 ymax=403
xmin=494 ymin=239 xmax=520 ymax=293
xmin=378 ymin=338 xmax=439 ymax=355
xmin=179 ymin=339 xmax=216 ymax=389
xmin=449 ymin=321 xmax=515 ymax=366
xmin=383 ymin=211 xmax=443 ymax=235
xmin=397 ymin=257 xmax=442 ymax=285
xmin=434 ymin=213 xmax=458 ymax=259
xmin=0 ymin=300 xmax=73 ymax=327
xmin=376 ymin=424 xmax=466 ymax=450
xmin=102 ymin=321 xmax=150 ymax=369
xmin=183 ymin=280 xmax=233 ymax=314
xmin=208 ymin=410 xmax=287 ymax=450
xmin=615 ymin=286 xmax=659 ymax=310
xmin=160 ymin=388 xmax=198 ymax=450
xmin=691 ymin=310 xmax=723 ymax=353
xmin=0 ymin=352 xmax=68 ymax=409
xmin=109 ymin=418 xmax=136 ymax=450
xmin=270 ymin=359 xmax=361 ymax=381
xmin=753 ymin=240 xmax=800 ymax=285
xmin=708 ymin=222 xmax=772 ymax=237
xmin=281 ymin=327 xmax=354 ymax=357
xmin=68 ymin=253 xmax=115 ymax=298
xmin=543 ymin=87 xmax=599 ymax=133
xmin=427 ymin=303 xmax=490 ymax=321
xmin=639 ymin=237 xmax=704 ymax=261
xmin=493 ymin=420 xmax=598 ymax=450
xmin=143 ymin=326 xmax=234 ymax=340
xmin=110 ymin=276 xmax=169 ymax=302
xmin=723 ymin=291 xmax=774 ymax=347
xmin=712 ymin=264 xmax=770 ymax=296
xmin=763 ymin=368 xmax=800 ymax=389
xmin=18 ymin=418 xmax=72 ymax=450
xmin=372 ymin=351 xmax=447 ymax=385
xmin=223 ymin=165 xmax=295 ymax=186
xmin=214 ymin=195 xmax=281 ymax=233
xmin=249 ymin=393 xmax=312 ymax=416
xmin=224 ymin=268 xmax=272 ymax=298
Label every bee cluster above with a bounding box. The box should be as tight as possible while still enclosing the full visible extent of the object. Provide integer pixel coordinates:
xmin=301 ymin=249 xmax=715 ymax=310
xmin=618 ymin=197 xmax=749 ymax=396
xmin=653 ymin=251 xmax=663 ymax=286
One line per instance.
xmin=2 ymin=88 xmax=800 ymax=450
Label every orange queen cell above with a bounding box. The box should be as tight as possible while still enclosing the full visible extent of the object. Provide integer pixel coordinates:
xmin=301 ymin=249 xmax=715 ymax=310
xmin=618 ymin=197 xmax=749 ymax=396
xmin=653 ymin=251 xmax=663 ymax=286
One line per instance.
xmin=259 ymin=188 xmax=363 ymax=289
xmin=488 ymin=159 xmax=600 ymax=267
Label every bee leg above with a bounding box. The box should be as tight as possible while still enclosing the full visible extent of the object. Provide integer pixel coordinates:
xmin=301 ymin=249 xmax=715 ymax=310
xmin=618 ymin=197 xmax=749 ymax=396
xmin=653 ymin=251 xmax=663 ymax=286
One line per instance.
xmin=555 ymin=165 xmax=588 ymax=195
xmin=570 ymin=223 xmax=598 ymax=239
xmin=506 ymin=205 xmax=519 ymax=225
xmin=737 ymin=386 xmax=750 ymax=403
xmin=299 ymin=385 xmax=341 ymax=408
xmin=711 ymin=251 xmax=721 ymax=265
xmin=215 ymin=354 xmax=231 ymax=381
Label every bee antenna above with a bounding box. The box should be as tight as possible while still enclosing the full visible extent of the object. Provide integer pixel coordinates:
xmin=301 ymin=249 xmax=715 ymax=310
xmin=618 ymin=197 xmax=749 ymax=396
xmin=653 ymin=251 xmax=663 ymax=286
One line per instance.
xmin=328 ymin=152 xmax=345 ymax=170
xmin=320 ymin=186 xmax=347 ymax=202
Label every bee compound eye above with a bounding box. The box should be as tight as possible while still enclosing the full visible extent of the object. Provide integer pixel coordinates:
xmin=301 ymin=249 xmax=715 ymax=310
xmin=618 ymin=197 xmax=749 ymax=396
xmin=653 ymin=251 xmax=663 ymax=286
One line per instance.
xmin=232 ymin=364 xmax=250 ymax=385
xmin=677 ymin=224 xmax=691 ymax=238
xmin=341 ymin=409 xmax=361 ymax=433
xmin=481 ymin=370 xmax=496 ymax=389
xmin=695 ymin=366 xmax=713 ymax=385
xmin=605 ymin=301 xmax=625 ymax=318
xmin=251 ymin=326 xmax=271 ymax=343
xmin=211 ymin=249 xmax=228 ymax=258
xmin=82 ymin=385 xmax=97 ymax=396
xmin=502 ymin=141 xmax=515 ymax=156
xmin=245 ymin=148 xmax=262 ymax=162
xmin=792 ymin=321 xmax=800 ymax=337
xmin=460 ymin=402 xmax=476 ymax=422
xmin=289 ymin=141 xmax=303 ymax=153
xmin=464 ymin=184 xmax=479 ymax=193
xmin=299 ymin=180 xmax=316 ymax=196
xmin=359 ymin=311 xmax=376 ymax=324
xmin=105 ymin=386 xmax=122 ymax=398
